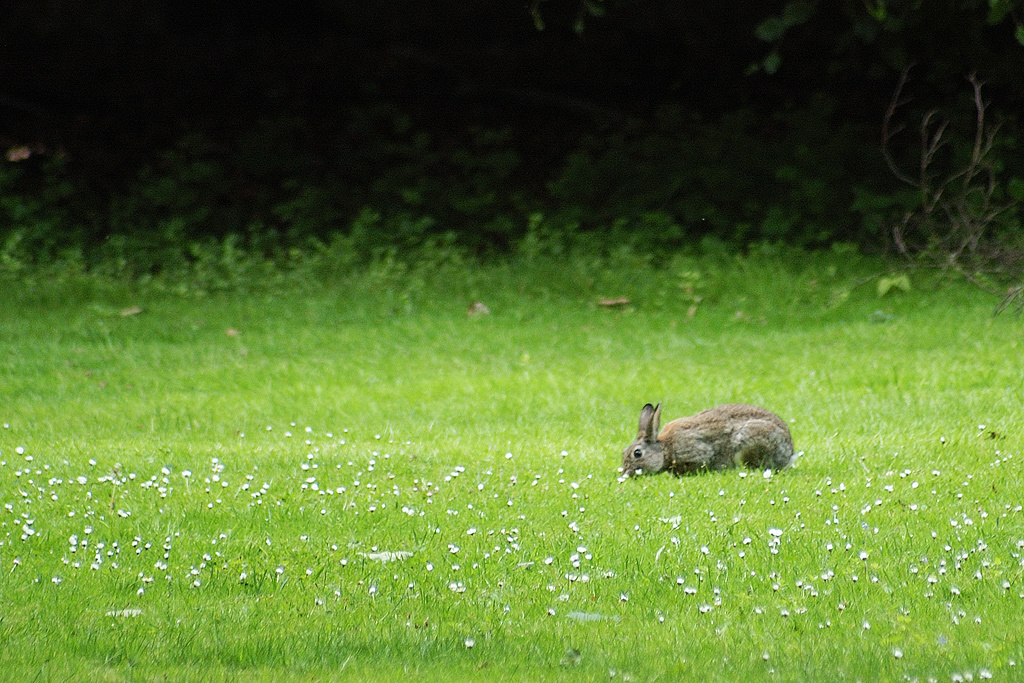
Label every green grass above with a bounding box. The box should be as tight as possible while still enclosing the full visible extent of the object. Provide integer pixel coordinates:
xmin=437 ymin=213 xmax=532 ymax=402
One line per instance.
xmin=1 ymin=248 xmax=1022 ymax=681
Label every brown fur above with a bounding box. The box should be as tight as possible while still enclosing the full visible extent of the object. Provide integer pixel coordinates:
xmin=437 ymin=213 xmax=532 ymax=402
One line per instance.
xmin=621 ymin=403 xmax=796 ymax=478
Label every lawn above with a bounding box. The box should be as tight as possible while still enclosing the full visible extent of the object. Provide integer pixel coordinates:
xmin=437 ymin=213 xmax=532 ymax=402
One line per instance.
xmin=1 ymin=248 xmax=1022 ymax=681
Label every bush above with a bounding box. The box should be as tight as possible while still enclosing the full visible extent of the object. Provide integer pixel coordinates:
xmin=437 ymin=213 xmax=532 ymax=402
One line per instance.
xmin=0 ymin=92 xmax=1020 ymax=277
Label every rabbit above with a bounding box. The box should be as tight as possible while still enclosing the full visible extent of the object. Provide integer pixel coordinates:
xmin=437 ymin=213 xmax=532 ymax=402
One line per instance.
xmin=620 ymin=402 xmax=796 ymax=478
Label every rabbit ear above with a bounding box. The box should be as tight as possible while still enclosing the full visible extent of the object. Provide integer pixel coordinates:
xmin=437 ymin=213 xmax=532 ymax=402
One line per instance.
xmin=638 ymin=403 xmax=660 ymax=442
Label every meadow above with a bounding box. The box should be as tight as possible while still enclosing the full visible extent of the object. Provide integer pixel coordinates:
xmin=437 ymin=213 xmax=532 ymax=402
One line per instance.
xmin=1 ymin=247 xmax=1022 ymax=682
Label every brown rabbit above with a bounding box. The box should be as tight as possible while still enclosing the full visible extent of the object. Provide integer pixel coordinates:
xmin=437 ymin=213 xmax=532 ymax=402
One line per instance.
xmin=620 ymin=402 xmax=796 ymax=478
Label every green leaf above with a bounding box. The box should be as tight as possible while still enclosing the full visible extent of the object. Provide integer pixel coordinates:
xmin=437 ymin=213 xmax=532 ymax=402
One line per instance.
xmin=988 ymin=0 xmax=1012 ymax=24
xmin=865 ymin=0 xmax=887 ymax=22
xmin=1016 ymin=24 xmax=1024 ymax=46
xmin=530 ymin=5 xmax=545 ymax=31
xmin=763 ymin=52 xmax=782 ymax=75
xmin=877 ymin=274 xmax=911 ymax=298
xmin=756 ymin=17 xmax=788 ymax=42
xmin=758 ymin=1 xmax=814 ymax=42
xmin=1008 ymin=177 xmax=1024 ymax=201
xmin=781 ymin=1 xmax=814 ymax=26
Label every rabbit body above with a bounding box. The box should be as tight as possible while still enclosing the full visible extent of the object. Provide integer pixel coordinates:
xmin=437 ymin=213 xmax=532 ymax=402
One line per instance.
xmin=621 ymin=403 xmax=795 ymax=477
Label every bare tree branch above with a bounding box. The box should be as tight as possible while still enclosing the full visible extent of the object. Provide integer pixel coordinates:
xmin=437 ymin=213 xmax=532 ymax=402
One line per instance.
xmin=881 ymin=64 xmax=919 ymax=188
xmin=878 ymin=68 xmax=1023 ymax=300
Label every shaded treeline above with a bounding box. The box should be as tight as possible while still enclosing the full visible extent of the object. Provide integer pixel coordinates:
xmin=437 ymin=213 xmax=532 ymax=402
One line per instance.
xmin=1 ymin=0 xmax=1023 ymax=267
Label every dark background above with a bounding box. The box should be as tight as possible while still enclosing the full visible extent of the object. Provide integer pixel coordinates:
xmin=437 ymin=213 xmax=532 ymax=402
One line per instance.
xmin=2 ymin=0 xmax=1023 ymax=267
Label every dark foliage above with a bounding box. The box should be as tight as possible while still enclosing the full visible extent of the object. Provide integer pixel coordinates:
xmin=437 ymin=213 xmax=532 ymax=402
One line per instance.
xmin=1 ymin=1 xmax=1023 ymax=270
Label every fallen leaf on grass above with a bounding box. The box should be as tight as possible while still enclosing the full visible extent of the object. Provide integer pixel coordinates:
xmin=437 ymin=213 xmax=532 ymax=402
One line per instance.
xmin=598 ymin=297 xmax=630 ymax=308
xmin=869 ymin=310 xmax=895 ymax=324
xmin=560 ymin=648 xmax=583 ymax=667
xmin=877 ymin=274 xmax=911 ymax=298
xmin=225 ymin=328 xmax=241 ymax=336
xmin=120 ymin=306 xmax=143 ymax=317
xmin=566 ymin=611 xmax=614 ymax=622
xmin=466 ymin=301 xmax=490 ymax=316
xmin=358 ymin=550 xmax=413 ymax=562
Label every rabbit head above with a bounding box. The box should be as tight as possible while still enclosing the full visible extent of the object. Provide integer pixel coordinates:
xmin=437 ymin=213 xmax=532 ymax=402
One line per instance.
xmin=621 ymin=402 xmax=666 ymax=477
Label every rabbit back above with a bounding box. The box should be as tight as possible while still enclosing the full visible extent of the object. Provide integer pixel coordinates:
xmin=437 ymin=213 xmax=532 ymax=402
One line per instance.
xmin=659 ymin=403 xmax=795 ymax=474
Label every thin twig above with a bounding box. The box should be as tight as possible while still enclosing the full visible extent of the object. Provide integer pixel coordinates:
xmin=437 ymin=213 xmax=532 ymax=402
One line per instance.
xmin=880 ymin=68 xmax=1023 ymax=307
xmin=994 ymin=285 xmax=1024 ymax=315
xmin=881 ymin=64 xmax=919 ymax=188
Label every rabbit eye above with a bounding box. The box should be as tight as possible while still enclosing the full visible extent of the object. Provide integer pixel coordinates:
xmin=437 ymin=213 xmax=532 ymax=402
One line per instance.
xmin=632 ymin=448 xmax=643 ymax=459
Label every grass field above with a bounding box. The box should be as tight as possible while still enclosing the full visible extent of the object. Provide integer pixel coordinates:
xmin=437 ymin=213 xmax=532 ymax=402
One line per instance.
xmin=1 ymin=248 xmax=1022 ymax=681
